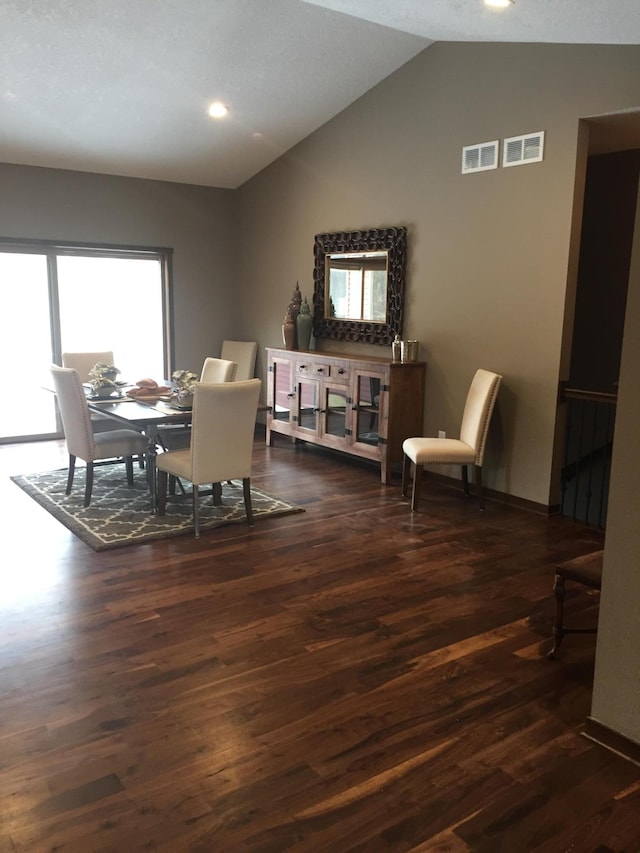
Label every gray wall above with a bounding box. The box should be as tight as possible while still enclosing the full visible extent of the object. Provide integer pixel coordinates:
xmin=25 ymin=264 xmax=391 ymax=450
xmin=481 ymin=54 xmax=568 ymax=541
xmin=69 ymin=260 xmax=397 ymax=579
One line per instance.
xmin=235 ymin=42 xmax=640 ymax=508
xmin=0 ymin=163 xmax=237 ymax=372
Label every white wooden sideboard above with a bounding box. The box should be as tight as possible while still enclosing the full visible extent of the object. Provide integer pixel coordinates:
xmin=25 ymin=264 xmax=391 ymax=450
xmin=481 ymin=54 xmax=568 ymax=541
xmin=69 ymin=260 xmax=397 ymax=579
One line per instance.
xmin=265 ymin=347 xmax=425 ymax=484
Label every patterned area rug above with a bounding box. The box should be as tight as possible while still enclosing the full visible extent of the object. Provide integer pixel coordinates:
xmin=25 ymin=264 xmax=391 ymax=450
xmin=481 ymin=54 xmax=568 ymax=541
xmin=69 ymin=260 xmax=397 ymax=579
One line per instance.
xmin=11 ymin=466 xmax=303 ymax=551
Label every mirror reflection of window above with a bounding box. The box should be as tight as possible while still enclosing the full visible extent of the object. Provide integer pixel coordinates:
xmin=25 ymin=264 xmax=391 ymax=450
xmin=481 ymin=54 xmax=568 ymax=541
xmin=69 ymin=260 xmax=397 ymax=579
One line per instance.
xmin=325 ymin=252 xmax=387 ymax=323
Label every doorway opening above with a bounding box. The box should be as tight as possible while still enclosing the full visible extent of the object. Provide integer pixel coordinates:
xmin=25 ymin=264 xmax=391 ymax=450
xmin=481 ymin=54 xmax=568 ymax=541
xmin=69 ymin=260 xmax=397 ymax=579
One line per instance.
xmin=557 ymin=117 xmax=640 ymax=528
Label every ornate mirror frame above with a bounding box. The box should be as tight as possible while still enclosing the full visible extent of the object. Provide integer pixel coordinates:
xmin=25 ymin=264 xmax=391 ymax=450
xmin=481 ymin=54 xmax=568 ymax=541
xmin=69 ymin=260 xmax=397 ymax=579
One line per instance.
xmin=312 ymin=226 xmax=407 ymax=345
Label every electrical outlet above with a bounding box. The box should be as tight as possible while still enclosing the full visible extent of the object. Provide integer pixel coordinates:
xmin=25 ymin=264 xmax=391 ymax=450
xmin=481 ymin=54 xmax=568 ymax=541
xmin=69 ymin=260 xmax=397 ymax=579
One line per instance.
xmin=438 ymin=430 xmax=446 ymax=439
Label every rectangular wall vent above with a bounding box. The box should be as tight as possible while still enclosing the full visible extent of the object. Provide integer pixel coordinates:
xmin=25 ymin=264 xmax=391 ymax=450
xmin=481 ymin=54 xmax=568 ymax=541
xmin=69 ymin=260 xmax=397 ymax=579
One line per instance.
xmin=461 ymin=140 xmax=499 ymax=174
xmin=503 ymin=131 xmax=545 ymax=167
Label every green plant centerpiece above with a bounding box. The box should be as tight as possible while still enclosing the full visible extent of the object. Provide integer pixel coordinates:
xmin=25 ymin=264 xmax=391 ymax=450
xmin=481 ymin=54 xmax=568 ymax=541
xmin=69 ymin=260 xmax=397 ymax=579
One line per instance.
xmin=88 ymin=362 xmax=121 ymax=395
xmin=171 ymin=369 xmax=198 ymax=407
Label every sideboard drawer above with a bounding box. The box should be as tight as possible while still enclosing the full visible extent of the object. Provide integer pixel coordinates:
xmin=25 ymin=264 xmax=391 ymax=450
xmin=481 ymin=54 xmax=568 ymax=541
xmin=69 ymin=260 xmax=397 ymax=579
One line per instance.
xmin=330 ymin=364 xmax=351 ymax=384
xmin=296 ymin=359 xmax=331 ymax=378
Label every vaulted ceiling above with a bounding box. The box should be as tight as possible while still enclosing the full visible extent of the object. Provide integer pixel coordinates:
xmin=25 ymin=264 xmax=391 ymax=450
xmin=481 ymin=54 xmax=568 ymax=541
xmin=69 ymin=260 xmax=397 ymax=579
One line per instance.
xmin=2 ymin=0 xmax=640 ymax=188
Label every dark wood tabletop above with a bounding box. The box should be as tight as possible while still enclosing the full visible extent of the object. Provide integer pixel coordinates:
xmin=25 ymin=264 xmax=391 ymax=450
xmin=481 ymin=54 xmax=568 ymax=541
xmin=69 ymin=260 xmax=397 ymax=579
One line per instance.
xmin=86 ymin=397 xmax=192 ymax=429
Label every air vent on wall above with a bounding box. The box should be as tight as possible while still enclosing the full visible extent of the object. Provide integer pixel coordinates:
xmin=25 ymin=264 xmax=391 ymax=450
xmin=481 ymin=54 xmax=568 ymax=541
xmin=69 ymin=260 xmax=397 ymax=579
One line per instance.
xmin=503 ymin=131 xmax=545 ymax=167
xmin=461 ymin=140 xmax=499 ymax=174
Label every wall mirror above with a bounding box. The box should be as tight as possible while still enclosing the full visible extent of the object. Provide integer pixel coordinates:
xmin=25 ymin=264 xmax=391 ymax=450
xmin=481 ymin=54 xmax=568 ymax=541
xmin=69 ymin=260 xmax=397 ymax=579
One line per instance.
xmin=312 ymin=226 xmax=407 ymax=345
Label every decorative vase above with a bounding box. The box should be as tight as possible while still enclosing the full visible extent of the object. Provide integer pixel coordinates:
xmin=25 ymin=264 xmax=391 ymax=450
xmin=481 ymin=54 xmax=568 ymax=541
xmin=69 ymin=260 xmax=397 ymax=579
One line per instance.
xmin=296 ymin=296 xmax=313 ymax=351
xmin=173 ymin=390 xmax=194 ymax=409
xmin=282 ymin=307 xmax=296 ymax=350
xmin=286 ymin=282 xmax=302 ymax=349
xmin=288 ymin=282 xmax=302 ymax=326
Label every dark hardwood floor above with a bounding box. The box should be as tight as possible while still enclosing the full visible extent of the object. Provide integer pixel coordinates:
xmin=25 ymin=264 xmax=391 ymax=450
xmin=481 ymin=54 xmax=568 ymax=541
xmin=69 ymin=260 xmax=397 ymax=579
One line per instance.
xmin=1 ymin=435 xmax=639 ymax=852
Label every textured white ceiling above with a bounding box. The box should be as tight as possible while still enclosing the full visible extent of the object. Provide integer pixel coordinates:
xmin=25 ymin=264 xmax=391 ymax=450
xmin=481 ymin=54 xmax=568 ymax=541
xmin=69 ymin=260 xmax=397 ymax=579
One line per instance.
xmin=304 ymin=0 xmax=640 ymax=44
xmin=1 ymin=0 xmax=640 ymax=189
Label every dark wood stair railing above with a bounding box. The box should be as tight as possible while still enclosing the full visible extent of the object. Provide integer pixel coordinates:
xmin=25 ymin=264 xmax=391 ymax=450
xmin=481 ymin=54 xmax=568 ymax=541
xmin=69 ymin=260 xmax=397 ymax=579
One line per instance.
xmin=559 ymin=385 xmax=617 ymax=529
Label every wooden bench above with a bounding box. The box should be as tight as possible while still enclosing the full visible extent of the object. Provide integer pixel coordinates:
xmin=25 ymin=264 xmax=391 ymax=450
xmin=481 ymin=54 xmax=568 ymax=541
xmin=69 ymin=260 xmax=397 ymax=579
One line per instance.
xmin=547 ymin=550 xmax=603 ymax=658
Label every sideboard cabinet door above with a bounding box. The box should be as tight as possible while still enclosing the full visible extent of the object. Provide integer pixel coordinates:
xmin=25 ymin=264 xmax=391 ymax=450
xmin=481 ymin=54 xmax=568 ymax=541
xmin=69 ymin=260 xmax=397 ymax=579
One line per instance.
xmin=266 ymin=353 xmax=296 ymax=437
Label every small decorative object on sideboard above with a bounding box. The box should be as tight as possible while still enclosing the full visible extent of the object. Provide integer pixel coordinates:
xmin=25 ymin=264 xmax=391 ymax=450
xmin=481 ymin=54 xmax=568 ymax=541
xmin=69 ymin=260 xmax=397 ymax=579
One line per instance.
xmin=282 ymin=306 xmax=296 ymax=350
xmin=401 ymin=340 xmax=419 ymax=363
xmin=296 ymin=296 xmax=313 ymax=351
xmin=288 ymin=281 xmax=302 ymax=326
xmin=392 ymin=334 xmax=402 ymax=362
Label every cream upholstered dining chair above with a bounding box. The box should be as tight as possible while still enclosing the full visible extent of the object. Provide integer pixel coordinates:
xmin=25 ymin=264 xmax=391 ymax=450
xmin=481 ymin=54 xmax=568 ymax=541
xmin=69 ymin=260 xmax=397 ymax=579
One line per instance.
xmin=200 ymin=357 xmax=238 ymax=383
xmin=402 ymin=369 xmax=502 ymax=512
xmin=220 ymin=340 xmax=257 ymax=381
xmin=62 ymin=350 xmax=120 ymax=435
xmin=159 ymin=357 xmax=238 ymax=456
xmin=50 ymin=365 xmax=147 ymax=507
xmin=61 ymin=351 xmax=115 ymax=382
xmin=156 ymin=378 xmax=262 ymax=537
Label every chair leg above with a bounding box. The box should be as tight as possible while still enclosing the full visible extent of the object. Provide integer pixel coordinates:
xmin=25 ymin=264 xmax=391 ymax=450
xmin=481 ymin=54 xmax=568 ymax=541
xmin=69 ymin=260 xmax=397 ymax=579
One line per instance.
xmin=462 ymin=465 xmax=470 ymax=497
xmin=411 ymin=463 xmax=423 ymax=512
xmin=66 ymin=454 xmax=76 ymax=494
xmin=138 ymin=454 xmax=145 ymax=469
xmin=212 ymin=482 xmax=222 ymax=506
xmin=168 ymin=474 xmax=186 ymax=496
xmin=157 ymin=470 xmax=168 ymax=515
xmin=548 ymin=573 xmax=566 ymax=659
xmin=125 ymin=455 xmax=134 ymax=486
xmin=243 ymin=477 xmax=254 ymax=526
xmin=83 ymin=462 xmax=94 ymax=507
xmin=401 ymin=453 xmax=411 ymax=497
xmin=193 ymin=484 xmax=200 ymax=538
xmin=475 ymin=464 xmax=484 ymax=510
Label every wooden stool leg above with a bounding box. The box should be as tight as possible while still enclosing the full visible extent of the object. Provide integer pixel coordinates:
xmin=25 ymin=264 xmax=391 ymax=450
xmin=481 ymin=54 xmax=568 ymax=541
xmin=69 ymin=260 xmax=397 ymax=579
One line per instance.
xmin=547 ymin=573 xmax=565 ymax=659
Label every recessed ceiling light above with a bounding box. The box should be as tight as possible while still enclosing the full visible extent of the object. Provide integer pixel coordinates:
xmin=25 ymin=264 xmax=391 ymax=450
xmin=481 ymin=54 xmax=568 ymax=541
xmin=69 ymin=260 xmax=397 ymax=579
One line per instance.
xmin=207 ymin=101 xmax=228 ymax=119
xmin=485 ymin=0 xmax=514 ymax=7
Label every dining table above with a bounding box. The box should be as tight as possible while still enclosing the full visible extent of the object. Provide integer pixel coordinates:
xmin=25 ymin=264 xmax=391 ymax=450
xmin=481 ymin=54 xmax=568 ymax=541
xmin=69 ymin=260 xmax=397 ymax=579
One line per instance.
xmin=87 ymin=392 xmax=192 ymax=513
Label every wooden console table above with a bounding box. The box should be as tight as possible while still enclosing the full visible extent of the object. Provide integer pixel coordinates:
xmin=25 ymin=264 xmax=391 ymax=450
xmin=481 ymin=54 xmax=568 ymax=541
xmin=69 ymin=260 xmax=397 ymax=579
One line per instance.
xmin=265 ymin=347 xmax=425 ymax=484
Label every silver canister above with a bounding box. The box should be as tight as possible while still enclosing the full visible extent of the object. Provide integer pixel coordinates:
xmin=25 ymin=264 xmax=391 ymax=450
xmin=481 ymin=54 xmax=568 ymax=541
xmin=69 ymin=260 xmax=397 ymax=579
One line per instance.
xmin=401 ymin=340 xmax=419 ymax=362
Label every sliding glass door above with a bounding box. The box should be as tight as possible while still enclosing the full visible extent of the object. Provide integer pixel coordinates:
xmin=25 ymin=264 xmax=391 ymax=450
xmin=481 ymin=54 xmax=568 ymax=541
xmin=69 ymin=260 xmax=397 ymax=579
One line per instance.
xmin=57 ymin=254 xmax=166 ymax=382
xmin=0 ymin=251 xmax=58 ymax=438
xmin=0 ymin=242 xmax=171 ymax=443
